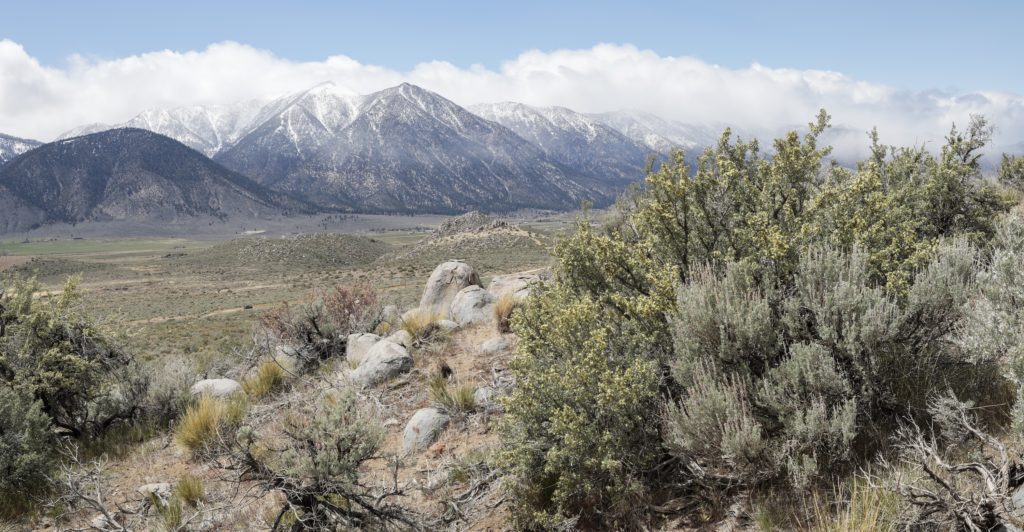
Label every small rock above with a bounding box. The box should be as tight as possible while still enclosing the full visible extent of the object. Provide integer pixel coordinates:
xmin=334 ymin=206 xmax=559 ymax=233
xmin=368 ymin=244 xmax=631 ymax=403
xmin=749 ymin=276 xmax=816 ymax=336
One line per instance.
xmin=420 ymin=261 xmax=481 ymax=314
xmin=137 ymin=482 xmax=172 ymax=503
xmin=473 ymin=386 xmax=494 ymax=405
xmin=488 ymin=269 xmax=546 ymax=301
xmin=383 ymin=417 xmax=401 ymax=427
xmin=450 ymin=285 xmax=495 ymax=326
xmin=190 ymin=378 xmax=242 ymax=398
xmin=479 ymin=337 xmax=510 ymax=354
xmin=386 ymin=329 xmax=414 ymax=348
xmin=403 ymin=408 xmax=450 ymax=454
xmin=349 ymin=341 xmax=413 ymax=386
xmin=436 ymin=319 xmax=459 ymax=331
xmin=346 ymin=333 xmax=381 ymax=366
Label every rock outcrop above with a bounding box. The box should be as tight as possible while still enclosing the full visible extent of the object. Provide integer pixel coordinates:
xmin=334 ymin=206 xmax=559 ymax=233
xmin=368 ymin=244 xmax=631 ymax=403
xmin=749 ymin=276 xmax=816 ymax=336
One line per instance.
xmin=346 ymin=333 xmax=381 ymax=366
xmin=450 ymin=285 xmax=495 ymax=326
xmin=419 ymin=261 xmax=481 ymax=313
xmin=403 ymin=408 xmax=450 ymax=454
xmin=488 ymin=269 xmax=547 ymax=301
xmin=349 ymin=340 xmax=413 ymax=386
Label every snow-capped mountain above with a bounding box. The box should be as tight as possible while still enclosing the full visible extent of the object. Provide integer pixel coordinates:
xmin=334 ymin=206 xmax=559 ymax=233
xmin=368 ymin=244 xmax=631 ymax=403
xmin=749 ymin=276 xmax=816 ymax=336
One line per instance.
xmin=470 ymin=102 xmax=653 ymax=182
xmin=0 ymin=133 xmax=41 ymax=165
xmin=57 ymin=102 xmax=266 ymax=157
xmin=587 ymin=110 xmax=725 ymax=154
xmin=216 ymin=83 xmax=611 ymax=212
xmin=49 ymin=82 xmax=755 ymax=214
xmin=211 ymin=82 xmax=362 ymax=189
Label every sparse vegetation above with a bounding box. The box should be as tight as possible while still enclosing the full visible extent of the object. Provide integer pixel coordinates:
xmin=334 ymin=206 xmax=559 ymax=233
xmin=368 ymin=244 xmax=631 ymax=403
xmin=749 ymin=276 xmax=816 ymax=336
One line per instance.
xmin=258 ymin=283 xmax=382 ymax=370
xmin=234 ymin=387 xmax=419 ymax=529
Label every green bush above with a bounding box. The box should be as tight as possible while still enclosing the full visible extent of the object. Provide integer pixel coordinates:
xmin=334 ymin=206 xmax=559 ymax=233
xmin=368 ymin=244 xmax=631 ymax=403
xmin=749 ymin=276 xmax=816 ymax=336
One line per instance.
xmin=0 ymin=276 xmax=149 ymax=440
xmin=499 ymin=110 xmax=1015 ymax=526
xmin=500 ymin=287 xmax=662 ymax=529
xmin=0 ymin=386 xmax=55 ymax=514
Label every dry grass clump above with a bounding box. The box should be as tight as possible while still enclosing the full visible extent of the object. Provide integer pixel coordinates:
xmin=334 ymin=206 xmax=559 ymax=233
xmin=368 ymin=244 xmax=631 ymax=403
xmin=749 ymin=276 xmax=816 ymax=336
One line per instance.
xmin=810 ymin=477 xmax=900 ymax=532
xmin=175 ymin=474 xmax=205 ymax=506
xmin=428 ymin=376 xmax=476 ymax=414
xmin=493 ymin=293 xmax=519 ymax=334
xmin=174 ymin=394 xmax=248 ymax=456
xmin=241 ymin=360 xmax=287 ymax=398
xmin=401 ymin=309 xmax=444 ymax=342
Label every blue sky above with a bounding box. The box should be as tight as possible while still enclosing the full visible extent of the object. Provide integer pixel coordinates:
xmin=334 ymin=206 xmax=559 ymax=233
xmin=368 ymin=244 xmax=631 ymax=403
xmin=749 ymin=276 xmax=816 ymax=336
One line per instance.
xmin=3 ymin=0 xmax=1022 ymax=93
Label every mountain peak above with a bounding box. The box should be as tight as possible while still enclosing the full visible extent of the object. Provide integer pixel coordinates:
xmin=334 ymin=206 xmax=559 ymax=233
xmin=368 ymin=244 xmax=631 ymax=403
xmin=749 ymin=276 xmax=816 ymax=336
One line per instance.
xmin=303 ymin=81 xmax=358 ymax=99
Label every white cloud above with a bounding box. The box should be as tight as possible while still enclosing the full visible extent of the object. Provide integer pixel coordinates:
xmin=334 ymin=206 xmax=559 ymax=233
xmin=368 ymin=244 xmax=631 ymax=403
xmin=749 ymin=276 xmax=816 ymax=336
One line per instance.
xmin=2 ymin=40 xmax=1023 ymax=155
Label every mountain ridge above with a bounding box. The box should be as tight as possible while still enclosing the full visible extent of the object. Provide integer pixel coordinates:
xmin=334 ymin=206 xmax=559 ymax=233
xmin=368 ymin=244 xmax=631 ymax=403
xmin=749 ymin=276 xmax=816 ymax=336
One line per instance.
xmin=0 ymin=128 xmax=313 ymax=232
xmin=215 ymin=82 xmax=614 ymax=213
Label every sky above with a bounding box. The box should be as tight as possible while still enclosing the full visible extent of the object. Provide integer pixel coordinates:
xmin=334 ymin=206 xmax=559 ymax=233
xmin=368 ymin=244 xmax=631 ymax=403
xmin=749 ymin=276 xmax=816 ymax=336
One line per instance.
xmin=2 ymin=0 xmax=1023 ymax=150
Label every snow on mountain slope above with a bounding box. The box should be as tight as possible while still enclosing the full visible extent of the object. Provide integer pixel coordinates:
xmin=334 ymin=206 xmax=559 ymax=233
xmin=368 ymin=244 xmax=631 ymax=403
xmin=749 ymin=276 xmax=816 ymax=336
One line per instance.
xmin=55 ymin=101 xmax=266 ymax=157
xmin=587 ymin=110 xmax=725 ymax=154
xmin=0 ymin=133 xmax=41 ymax=165
xmin=216 ymin=83 xmax=612 ymax=213
xmin=470 ymin=102 xmax=652 ymax=181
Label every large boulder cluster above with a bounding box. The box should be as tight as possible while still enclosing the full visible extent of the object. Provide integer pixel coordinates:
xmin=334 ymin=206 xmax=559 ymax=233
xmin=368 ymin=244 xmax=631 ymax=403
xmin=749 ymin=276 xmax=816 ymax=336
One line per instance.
xmin=332 ymin=260 xmax=544 ymax=455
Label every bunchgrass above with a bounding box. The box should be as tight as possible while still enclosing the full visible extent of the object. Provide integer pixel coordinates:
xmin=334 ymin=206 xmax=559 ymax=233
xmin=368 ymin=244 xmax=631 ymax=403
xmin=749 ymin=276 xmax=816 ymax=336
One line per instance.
xmin=493 ymin=293 xmax=518 ymax=334
xmin=175 ymin=474 xmax=204 ymax=507
xmin=174 ymin=394 xmax=248 ymax=456
xmin=428 ymin=376 xmax=476 ymax=414
xmin=241 ymin=360 xmax=287 ymax=398
xmin=401 ymin=309 xmax=444 ymax=342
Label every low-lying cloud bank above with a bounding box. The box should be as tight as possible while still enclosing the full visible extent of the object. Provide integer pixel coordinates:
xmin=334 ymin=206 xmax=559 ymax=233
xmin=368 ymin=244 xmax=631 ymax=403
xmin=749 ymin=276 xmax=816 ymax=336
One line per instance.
xmin=2 ymin=40 xmax=1022 ymax=156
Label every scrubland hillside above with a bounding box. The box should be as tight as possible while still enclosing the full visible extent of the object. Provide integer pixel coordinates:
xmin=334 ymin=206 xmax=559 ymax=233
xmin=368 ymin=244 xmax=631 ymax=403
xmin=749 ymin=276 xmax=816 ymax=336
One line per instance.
xmin=6 ymin=114 xmax=1024 ymax=531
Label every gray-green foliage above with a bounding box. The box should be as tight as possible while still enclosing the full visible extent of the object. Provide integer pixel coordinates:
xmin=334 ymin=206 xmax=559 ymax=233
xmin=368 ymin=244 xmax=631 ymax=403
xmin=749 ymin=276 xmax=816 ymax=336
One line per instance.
xmin=501 ymin=110 xmax=1015 ymax=526
xmin=0 ymin=386 xmax=55 ymax=508
xmin=665 ymin=241 xmax=985 ymax=491
xmin=0 ymin=276 xmax=148 ymax=440
xmin=959 ymin=211 xmax=1024 ymax=430
xmin=235 ymin=388 xmax=416 ymax=529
